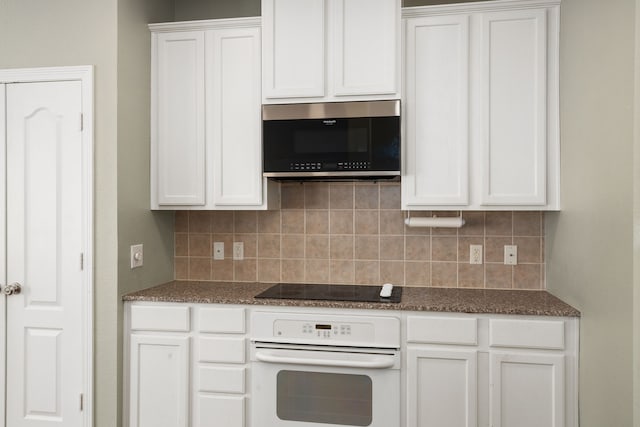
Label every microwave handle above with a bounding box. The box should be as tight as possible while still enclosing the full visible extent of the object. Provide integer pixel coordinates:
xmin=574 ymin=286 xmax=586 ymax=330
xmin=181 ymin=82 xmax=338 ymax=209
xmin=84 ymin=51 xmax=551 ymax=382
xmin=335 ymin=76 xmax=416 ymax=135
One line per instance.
xmin=254 ymin=349 xmax=395 ymax=369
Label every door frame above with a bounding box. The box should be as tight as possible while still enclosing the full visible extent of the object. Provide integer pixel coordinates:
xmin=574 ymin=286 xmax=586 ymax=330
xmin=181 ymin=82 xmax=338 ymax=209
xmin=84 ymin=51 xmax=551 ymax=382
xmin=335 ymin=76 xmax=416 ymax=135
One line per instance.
xmin=0 ymin=66 xmax=94 ymax=427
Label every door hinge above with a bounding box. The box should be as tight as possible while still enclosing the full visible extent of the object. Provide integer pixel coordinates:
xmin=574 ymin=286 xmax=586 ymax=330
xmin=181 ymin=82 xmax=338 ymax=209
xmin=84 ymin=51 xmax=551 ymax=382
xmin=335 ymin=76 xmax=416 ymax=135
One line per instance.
xmin=80 ymin=393 xmax=84 ymax=411
xmin=80 ymin=253 xmax=84 ymax=271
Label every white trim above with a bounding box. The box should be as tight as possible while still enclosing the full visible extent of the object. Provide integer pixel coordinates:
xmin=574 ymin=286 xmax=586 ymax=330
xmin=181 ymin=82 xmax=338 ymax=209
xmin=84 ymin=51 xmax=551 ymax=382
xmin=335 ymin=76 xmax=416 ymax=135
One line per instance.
xmin=402 ymin=0 xmax=560 ymax=18
xmin=0 ymin=83 xmax=6 ymax=427
xmin=148 ymin=16 xmax=261 ymax=32
xmin=0 ymin=65 xmax=94 ymax=427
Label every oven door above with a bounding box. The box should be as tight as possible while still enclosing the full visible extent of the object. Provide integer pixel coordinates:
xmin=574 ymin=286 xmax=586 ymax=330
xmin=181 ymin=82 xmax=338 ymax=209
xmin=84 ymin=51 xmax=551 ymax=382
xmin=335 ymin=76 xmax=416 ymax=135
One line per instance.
xmin=251 ymin=345 xmax=400 ymax=427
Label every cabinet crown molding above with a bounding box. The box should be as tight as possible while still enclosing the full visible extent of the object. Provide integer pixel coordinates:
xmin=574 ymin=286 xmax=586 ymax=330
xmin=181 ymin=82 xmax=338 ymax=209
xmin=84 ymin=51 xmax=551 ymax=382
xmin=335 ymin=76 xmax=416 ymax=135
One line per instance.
xmin=402 ymin=0 xmax=560 ymax=18
xmin=149 ymin=16 xmax=261 ymax=32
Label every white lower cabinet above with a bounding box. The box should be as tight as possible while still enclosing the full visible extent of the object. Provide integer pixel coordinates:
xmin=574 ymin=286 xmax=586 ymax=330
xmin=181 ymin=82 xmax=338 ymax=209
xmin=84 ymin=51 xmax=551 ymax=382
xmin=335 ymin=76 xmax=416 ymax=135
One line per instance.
xmin=125 ymin=303 xmax=248 ymax=427
xmin=406 ymin=314 xmax=578 ymax=427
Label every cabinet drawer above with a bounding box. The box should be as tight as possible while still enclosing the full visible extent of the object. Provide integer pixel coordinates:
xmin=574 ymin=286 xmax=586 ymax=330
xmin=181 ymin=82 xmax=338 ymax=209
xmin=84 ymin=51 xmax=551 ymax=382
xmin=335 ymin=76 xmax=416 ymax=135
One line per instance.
xmin=407 ymin=316 xmax=477 ymax=345
xmin=130 ymin=305 xmax=190 ymax=332
xmin=198 ymin=307 xmax=245 ymax=333
xmin=490 ymin=319 xmax=565 ymax=350
xmin=198 ymin=395 xmax=244 ymax=427
xmin=198 ymin=366 xmax=245 ymax=394
xmin=199 ymin=337 xmax=245 ymax=363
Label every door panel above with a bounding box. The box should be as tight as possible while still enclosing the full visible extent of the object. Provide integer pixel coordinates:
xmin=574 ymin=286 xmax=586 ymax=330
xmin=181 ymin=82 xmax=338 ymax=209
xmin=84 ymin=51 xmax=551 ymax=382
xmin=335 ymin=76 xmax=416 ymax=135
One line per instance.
xmin=0 ymin=83 xmax=5 ymax=427
xmin=6 ymin=81 xmax=84 ymax=427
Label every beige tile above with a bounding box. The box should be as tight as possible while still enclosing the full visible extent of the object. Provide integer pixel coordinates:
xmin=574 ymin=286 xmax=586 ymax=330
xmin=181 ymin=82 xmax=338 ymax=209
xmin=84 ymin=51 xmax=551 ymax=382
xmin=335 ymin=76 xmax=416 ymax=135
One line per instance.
xmin=305 ymin=259 xmax=330 ymax=283
xmin=282 ymin=235 xmax=305 ymax=259
xmin=405 ymin=262 xmax=430 ymax=286
xmin=258 ymin=234 xmax=281 ymax=258
xmin=458 ymin=264 xmax=484 ymax=288
xmin=458 ymin=237 xmax=484 ymax=263
xmin=258 ymin=210 xmax=281 ymax=233
xmin=282 ymin=259 xmax=305 ymax=283
xmin=281 ymin=183 xmax=305 ymax=209
xmin=175 ymin=257 xmax=188 ymax=280
xmin=306 ymin=210 xmax=329 ymax=234
xmin=212 ymin=234 xmax=234 ymax=258
xmin=485 ymin=237 xmax=512 ymax=263
xmin=330 ymin=235 xmax=354 ymax=259
xmin=234 ymin=259 xmax=257 ymax=282
xmin=405 ymin=236 xmax=429 ymax=261
xmin=380 ymin=184 xmax=401 ymax=209
xmin=514 ymin=211 xmax=542 ymax=236
xmin=175 ymin=233 xmax=188 ymax=257
xmin=306 ymin=235 xmax=329 ymax=259
xmin=431 ymin=262 xmax=457 ymax=287
xmin=485 ymin=212 xmax=512 ymax=236
xmin=330 ymin=184 xmax=354 ymax=209
xmin=514 ymin=237 xmax=542 ymax=263
xmin=355 ymin=210 xmax=379 ymax=235
xmin=514 ymin=264 xmax=542 ymax=289
xmin=355 ymin=236 xmax=379 ymax=260
xmin=282 ymin=210 xmax=304 ymax=234
xmin=432 ymin=236 xmax=457 ymax=262
xmin=189 ymin=211 xmax=211 ymax=233
xmin=189 ymin=233 xmax=211 ymax=257
xmin=380 ymin=210 xmax=405 ymax=235
xmin=380 ymin=261 xmax=404 ymax=285
xmin=212 ymin=259 xmax=233 ymax=281
xmin=305 ymin=183 xmax=329 ymax=209
xmin=380 ymin=236 xmax=404 ymax=260
xmin=189 ymin=258 xmax=211 ymax=281
xmin=330 ymin=210 xmax=354 ymax=234
xmin=175 ymin=211 xmax=189 ymax=232
xmin=355 ymin=261 xmax=380 ymax=285
xmin=235 ymin=211 xmax=257 ymax=233
xmin=212 ymin=211 xmax=234 ymax=233
xmin=330 ymin=260 xmax=354 ymax=284
xmin=232 ymin=234 xmax=256 ymax=259
xmin=460 ymin=212 xmax=485 ymax=236
xmin=355 ymin=185 xmax=379 ymax=209
xmin=258 ymin=259 xmax=281 ymax=283
xmin=486 ymin=264 xmax=512 ymax=289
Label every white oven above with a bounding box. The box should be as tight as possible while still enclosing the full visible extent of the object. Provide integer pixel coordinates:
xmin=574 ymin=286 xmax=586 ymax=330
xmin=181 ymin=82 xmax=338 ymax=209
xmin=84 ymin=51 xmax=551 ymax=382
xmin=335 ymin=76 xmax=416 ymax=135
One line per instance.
xmin=250 ymin=312 xmax=401 ymax=427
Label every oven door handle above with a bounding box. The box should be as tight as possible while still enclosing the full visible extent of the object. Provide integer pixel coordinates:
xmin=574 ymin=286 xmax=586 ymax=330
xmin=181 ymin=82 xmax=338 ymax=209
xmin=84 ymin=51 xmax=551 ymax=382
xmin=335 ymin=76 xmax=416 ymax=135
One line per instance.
xmin=254 ymin=349 xmax=396 ymax=369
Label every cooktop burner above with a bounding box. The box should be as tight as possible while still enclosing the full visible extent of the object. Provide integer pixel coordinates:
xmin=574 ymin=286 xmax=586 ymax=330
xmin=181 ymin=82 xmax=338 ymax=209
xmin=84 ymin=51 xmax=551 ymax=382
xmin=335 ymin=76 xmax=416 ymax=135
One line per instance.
xmin=254 ymin=283 xmax=402 ymax=303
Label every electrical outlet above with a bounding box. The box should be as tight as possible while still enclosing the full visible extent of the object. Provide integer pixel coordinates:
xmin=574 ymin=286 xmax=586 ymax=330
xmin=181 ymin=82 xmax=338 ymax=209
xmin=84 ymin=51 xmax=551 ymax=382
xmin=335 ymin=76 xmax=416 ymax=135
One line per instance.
xmin=504 ymin=245 xmax=518 ymax=265
xmin=470 ymin=244 xmax=483 ymax=265
xmin=213 ymin=242 xmax=224 ymax=260
xmin=233 ymin=242 xmax=244 ymax=260
xmin=130 ymin=244 xmax=143 ymax=269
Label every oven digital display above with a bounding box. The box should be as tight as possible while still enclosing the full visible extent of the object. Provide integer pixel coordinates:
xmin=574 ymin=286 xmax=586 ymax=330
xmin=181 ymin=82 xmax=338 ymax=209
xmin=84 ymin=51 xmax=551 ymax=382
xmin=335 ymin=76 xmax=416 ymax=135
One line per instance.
xmin=315 ymin=324 xmax=332 ymax=330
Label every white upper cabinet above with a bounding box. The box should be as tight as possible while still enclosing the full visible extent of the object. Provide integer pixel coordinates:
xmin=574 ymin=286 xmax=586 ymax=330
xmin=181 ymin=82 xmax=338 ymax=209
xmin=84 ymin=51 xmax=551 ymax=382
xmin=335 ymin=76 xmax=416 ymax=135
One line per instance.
xmin=150 ymin=18 xmax=277 ymax=210
xmin=402 ymin=0 xmax=560 ymax=211
xmin=262 ymin=0 xmax=401 ymax=103
xmin=153 ymin=31 xmax=206 ymax=206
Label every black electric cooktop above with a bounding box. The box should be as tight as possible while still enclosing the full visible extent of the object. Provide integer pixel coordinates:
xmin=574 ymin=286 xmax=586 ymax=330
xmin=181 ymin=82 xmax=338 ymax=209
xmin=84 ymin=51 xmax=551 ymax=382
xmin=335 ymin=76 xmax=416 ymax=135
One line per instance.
xmin=254 ymin=283 xmax=402 ymax=303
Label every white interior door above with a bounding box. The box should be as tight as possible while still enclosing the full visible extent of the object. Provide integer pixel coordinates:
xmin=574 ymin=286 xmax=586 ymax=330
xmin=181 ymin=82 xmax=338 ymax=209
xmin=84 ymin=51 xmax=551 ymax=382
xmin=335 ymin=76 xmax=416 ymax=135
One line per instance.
xmin=4 ymin=80 xmax=85 ymax=427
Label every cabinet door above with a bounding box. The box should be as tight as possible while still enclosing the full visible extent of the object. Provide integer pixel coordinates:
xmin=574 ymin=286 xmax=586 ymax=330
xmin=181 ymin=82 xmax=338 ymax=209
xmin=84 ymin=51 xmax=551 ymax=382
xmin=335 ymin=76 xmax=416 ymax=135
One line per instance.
xmin=407 ymin=348 xmax=477 ymax=427
xmin=262 ymin=0 xmax=325 ymax=99
xmin=403 ymin=15 xmax=470 ymax=207
xmin=490 ymin=352 xmax=564 ymax=427
xmin=153 ymin=31 xmax=206 ymax=206
xmin=331 ymin=0 xmax=399 ymax=96
xmin=479 ymin=9 xmax=547 ymax=205
xmin=197 ymin=395 xmax=244 ymax=427
xmin=208 ymin=27 xmax=263 ymax=206
xmin=129 ymin=335 xmax=190 ymax=427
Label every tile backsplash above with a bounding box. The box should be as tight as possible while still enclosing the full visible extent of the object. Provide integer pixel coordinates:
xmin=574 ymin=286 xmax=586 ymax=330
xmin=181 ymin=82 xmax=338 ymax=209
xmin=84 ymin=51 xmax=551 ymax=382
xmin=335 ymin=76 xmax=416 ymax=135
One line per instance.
xmin=174 ymin=182 xmax=545 ymax=289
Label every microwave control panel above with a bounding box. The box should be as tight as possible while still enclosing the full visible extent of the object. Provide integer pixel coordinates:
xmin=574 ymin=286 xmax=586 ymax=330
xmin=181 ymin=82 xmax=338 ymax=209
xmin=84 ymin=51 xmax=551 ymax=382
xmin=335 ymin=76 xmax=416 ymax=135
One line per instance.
xmin=288 ymin=161 xmax=371 ymax=171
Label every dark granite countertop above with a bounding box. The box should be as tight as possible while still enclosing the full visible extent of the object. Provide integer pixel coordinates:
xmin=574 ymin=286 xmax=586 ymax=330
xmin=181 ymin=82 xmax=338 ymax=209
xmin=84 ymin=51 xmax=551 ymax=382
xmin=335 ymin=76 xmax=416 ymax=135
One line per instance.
xmin=123 ymin=281 xmax=580 ymax=317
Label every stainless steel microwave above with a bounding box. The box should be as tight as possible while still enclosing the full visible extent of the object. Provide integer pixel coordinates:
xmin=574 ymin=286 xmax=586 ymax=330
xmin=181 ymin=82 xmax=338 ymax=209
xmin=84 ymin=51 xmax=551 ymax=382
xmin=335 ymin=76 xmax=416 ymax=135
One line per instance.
xmin=262 ymin=100 xmax=400 ymax=180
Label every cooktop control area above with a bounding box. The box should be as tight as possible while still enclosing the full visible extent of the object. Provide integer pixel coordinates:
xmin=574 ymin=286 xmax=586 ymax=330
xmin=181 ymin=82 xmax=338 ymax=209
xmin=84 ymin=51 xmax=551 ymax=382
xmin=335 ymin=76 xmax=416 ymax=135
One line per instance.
xmin=251 ymin=311 xmax=400 ymax=348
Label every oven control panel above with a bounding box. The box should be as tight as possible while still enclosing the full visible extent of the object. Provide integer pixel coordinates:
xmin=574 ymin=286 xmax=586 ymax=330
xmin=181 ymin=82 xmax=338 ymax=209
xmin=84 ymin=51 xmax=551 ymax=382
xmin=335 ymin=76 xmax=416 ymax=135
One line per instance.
xmin=251 ymin=312 xmax=400 ymax=348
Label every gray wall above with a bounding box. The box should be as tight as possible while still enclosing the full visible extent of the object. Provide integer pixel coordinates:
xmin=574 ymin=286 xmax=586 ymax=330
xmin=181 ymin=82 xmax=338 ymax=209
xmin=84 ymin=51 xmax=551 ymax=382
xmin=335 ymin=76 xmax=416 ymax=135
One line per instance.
xmin=546 ymin=0 xmax=637 ymax=426
xmin=0 ymin=1 xmax=175 ymax=426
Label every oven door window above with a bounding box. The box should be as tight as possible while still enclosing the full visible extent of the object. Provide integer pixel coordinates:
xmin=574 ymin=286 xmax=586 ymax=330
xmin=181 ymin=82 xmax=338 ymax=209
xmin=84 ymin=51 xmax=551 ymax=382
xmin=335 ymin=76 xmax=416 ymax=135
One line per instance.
xmin=276 ymin=370 xmax=373 ymax=426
